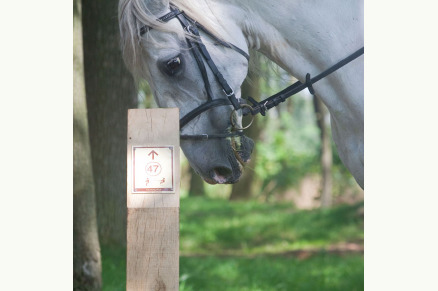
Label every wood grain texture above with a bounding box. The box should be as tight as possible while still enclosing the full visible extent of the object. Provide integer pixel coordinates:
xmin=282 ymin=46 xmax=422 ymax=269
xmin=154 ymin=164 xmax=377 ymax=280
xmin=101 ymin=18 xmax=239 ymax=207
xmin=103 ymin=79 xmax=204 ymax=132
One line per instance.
xmin=127 ymin=208 xmax=179 ymax=291
xmin=127 ymin=109 xmax=180 ymax=291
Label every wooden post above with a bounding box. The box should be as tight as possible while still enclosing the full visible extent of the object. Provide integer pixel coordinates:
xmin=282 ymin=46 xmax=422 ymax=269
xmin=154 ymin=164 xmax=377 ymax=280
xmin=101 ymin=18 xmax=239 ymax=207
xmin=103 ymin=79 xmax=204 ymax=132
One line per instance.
xmin=127 ymin=109 xmax=180 ymax=291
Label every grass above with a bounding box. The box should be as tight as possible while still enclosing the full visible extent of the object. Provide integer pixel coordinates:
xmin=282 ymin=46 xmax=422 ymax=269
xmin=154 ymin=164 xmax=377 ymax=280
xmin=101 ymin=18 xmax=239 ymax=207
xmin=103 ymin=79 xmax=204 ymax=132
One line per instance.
xmin=180 ymin=255 xmax=364 ymax=291
xmin=101 ymin=246 xmax=126 ymax=291
xmin=102 ymin=197 xmax=364 ymax=290
xmin=180 ymin=197 xmax=363 ymax=255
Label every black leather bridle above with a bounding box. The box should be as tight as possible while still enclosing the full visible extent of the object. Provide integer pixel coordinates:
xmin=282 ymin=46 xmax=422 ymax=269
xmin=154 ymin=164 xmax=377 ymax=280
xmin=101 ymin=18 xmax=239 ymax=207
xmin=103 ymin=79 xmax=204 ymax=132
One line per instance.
xmin=140 ymin=4 xmax=364 ymax=140
xmin=141 ymin=5 xmax=248 ymax=140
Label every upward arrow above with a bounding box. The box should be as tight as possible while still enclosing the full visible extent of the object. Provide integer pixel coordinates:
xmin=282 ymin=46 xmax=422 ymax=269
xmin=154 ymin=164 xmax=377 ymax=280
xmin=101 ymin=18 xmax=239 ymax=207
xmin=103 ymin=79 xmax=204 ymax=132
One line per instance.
xmin=148 ymin=150 xmax=159 ymax=160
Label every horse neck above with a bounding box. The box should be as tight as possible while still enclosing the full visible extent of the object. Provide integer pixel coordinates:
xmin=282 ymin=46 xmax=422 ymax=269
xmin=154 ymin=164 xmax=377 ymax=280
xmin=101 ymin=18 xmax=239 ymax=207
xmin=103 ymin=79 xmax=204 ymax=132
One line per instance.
xmin=209 ymin=0 xmax=364 ymax=113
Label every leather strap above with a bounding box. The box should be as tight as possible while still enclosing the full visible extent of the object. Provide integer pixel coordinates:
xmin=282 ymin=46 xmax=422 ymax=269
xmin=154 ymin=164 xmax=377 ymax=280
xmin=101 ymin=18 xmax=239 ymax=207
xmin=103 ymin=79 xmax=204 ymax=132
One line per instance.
xmin=243 ymin=47 xmax=365 ymax=116
xmin=180 ymin=98 xmax=232 ymax=128
xmin=182 ymin=15 xmax=250 ymax=61
xmin=173 ymin=8 xmax=241 ymax=110
xmin=139 ymin=5 xmax=248 ymax=133
xmin=181 ymin=131 xmax=244 ymax=140
xmin=176 ymin=14 xmax=215 ymax=101
xmin=140 ymin=7 xmax=249 ymax=61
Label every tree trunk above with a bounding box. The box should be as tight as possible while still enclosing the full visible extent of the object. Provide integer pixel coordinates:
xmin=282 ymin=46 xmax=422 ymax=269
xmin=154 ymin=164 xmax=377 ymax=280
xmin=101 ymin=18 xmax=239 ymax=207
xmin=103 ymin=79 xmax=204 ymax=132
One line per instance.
xmin=74 ymin=0 xmax=102 ymax=289
xmin=313 ymin=95 xmax=333 ymax=208
xmin=230 ymin=53 xmax=261 ymax=201
xmin=188 ymin=167 xmax=206 ymax=196
xmin=82 ymin=0 xmax=137 ymax=246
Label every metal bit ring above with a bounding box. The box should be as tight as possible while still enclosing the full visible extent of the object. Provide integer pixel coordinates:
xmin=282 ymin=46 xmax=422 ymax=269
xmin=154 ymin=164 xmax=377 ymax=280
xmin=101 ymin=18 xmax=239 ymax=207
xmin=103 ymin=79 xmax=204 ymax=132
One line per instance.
xmin=230 ymin=104 xmax=255 ymax=130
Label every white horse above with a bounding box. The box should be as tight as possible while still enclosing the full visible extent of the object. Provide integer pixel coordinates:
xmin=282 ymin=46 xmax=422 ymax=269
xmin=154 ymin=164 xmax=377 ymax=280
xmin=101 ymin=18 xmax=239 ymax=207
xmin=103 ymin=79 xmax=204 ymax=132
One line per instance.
xmin=119 ymin=0 xmax=364 ymax=188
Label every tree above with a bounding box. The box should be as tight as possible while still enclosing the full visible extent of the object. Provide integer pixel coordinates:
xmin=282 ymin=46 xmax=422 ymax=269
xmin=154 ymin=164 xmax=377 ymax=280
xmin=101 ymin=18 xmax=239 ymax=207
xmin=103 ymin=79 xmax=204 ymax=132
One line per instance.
xmin=82 ymin=0 xmax=137 ymax=246
xmin=188 ymin=167 xmax=206 ymax=196
xmin=73 ymin=0 xmax=102 ymax=289
xmin=313 ymin=95 xmax=333 ymax=207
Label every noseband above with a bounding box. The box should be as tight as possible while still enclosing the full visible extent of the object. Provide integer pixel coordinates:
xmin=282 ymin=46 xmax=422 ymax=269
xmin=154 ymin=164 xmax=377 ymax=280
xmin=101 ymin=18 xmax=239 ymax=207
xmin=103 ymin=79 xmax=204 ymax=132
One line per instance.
xmin=140 ymin=4 xmax=364 ymax=141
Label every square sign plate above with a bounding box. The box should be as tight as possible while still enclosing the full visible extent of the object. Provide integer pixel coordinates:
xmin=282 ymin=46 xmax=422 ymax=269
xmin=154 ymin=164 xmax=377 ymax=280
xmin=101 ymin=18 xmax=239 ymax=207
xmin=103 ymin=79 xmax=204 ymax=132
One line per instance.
xmin=132 ymin=146 xmax=175 ymax=193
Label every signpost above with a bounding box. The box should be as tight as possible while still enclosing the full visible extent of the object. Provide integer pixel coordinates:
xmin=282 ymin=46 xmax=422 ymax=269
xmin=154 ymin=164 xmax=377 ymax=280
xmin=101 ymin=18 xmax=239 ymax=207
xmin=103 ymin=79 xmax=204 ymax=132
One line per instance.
xmin=127 ymin=109 xmax=180 ymax=291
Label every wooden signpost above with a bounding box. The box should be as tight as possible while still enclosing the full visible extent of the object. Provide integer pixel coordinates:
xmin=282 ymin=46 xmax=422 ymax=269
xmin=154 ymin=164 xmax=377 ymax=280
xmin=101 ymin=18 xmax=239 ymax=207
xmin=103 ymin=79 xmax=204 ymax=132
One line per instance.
xmin=127 ymin=109 xmax=180 ymax=291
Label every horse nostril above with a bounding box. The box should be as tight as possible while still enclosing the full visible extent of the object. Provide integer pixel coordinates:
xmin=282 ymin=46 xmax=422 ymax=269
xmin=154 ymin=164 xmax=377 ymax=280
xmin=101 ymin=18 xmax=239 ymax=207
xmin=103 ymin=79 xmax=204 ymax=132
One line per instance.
xmin=211 ymin=167 xmax=233 ymax=184
xmin=215 ymin=167 xmax=232 ymax=177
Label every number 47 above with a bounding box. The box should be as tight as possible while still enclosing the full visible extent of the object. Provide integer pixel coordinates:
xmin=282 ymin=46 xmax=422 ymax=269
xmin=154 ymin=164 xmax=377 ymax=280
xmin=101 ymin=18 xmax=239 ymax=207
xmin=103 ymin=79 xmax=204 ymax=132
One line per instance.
xmin=147 ymin=165 xmax=159 ymax=173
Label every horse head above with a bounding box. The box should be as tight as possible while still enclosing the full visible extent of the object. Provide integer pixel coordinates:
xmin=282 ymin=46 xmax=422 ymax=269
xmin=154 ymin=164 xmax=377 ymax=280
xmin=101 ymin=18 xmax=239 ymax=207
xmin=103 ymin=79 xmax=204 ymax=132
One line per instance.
xmin=119 ymin=0 xmax=254 ymax=184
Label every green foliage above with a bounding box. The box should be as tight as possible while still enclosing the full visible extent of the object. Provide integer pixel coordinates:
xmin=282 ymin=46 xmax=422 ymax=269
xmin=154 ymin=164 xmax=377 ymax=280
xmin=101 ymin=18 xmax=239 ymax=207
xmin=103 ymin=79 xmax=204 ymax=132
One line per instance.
xmin=138 ymin=80 xmax=157 ymax=109
xmin=254 ymin=97 xmax=321 ymax=198
xmin=101 ymin=197 xmax=363 ymax=291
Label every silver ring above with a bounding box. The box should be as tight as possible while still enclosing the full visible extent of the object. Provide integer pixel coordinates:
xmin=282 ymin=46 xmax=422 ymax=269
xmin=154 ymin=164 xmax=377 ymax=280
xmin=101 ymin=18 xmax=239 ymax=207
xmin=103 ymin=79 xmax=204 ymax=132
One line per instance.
xmin=230 ymin=104 xmax=255 ymax=130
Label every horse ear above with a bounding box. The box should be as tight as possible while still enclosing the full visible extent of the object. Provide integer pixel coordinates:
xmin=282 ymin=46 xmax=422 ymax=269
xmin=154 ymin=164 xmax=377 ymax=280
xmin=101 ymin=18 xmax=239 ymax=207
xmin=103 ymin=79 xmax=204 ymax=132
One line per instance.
xmin=144 ymin=0 xmax=170 ymax=15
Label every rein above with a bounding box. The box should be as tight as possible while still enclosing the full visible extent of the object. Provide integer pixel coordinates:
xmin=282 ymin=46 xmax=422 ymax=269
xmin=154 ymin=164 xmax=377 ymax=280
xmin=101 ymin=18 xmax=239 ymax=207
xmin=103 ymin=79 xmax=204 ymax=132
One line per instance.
xmin=140 ymin=4 xmax=364 ymax=140
xmin=240 ymin=47 xmax=364 ymax=117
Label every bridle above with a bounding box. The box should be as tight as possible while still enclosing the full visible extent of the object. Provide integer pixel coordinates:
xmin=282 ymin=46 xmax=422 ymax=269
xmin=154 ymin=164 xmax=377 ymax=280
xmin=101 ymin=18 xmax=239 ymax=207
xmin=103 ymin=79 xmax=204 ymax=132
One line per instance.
xmin=140 ymin=5 xmax=248 ymax=140
xmin=140 ymin=4 xmax=364 ymax=141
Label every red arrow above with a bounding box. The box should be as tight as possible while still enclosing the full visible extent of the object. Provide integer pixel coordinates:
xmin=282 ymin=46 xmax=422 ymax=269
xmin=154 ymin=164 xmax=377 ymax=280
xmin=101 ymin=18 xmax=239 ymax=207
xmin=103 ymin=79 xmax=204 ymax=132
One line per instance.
xmin=148 ymin=150 xmax=159 ymax=160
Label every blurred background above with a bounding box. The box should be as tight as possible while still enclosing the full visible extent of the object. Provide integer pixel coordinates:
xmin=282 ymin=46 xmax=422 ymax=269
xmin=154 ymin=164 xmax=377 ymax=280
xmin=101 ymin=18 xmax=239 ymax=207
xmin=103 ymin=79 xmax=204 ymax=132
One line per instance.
xmin=74 ymin=0 xmax=364 ymax=290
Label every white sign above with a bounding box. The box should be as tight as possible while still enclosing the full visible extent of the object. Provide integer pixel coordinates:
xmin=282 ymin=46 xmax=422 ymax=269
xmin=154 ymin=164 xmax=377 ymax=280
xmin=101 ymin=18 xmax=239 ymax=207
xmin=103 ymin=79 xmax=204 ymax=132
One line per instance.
xmin=132 ymin=146 xmax=175 ymax=193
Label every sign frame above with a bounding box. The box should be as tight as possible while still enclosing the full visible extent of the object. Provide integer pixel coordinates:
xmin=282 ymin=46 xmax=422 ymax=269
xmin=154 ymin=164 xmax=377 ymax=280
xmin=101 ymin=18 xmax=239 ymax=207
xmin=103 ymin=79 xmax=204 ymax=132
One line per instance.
xmin=131 ymin=145 xmax=175 ymax=194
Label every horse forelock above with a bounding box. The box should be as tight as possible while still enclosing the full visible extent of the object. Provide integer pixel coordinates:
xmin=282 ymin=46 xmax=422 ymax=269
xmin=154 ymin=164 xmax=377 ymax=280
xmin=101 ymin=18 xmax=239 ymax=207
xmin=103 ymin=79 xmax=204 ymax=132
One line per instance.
xmin=119 ymin=0 xmax=226 ymax=83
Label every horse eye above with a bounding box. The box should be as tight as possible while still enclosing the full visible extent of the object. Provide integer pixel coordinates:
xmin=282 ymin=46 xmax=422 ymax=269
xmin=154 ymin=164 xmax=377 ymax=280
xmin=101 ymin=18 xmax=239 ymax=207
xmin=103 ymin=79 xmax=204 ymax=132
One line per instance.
xmin=164 ymin=56 xmax=182 ymax=76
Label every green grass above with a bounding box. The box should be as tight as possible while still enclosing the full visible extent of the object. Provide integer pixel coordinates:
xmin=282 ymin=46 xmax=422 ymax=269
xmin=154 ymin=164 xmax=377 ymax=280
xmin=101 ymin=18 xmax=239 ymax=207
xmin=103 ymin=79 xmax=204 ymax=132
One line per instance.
xmin=180 ymin=197 xmax=363 ymax=255
xmin=180 ymin=255 xmax=363 ymax=291
xmin=101 ymin=246 xmax=126 ymax=291
xmin=102 ymin=197 xmax=363 ymax=290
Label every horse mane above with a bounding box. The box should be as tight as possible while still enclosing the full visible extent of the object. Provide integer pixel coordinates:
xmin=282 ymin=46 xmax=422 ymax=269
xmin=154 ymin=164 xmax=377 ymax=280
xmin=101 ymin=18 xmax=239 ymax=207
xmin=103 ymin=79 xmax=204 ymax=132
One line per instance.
xmin=119 ymin=0 xmax=226 ymax=82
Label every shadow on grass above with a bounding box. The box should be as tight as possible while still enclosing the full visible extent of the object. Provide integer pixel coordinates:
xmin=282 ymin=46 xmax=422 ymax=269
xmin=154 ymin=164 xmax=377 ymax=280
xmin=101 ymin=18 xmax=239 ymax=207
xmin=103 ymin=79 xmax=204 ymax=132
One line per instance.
xmin=180 ymin=197 xmax=363 ymax=254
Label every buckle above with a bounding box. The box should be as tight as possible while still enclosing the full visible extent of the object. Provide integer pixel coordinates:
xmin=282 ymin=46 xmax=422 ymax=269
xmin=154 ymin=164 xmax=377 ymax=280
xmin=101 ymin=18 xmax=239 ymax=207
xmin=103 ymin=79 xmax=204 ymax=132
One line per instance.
xmin=184 ymin=24 xmax=193 ymax=33
xmin=223 ymin=89 xmax=235 ymax=97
